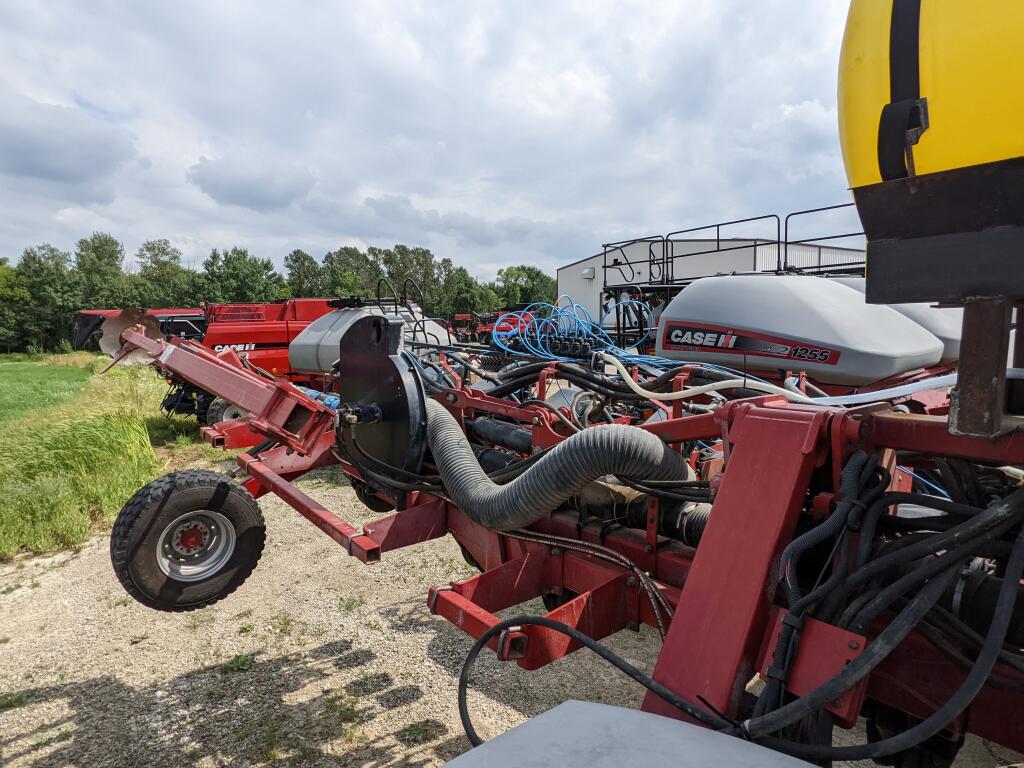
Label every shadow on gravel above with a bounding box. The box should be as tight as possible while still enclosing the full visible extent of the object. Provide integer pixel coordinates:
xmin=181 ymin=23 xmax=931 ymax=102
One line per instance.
xmin=379 ymin=594 xmax=656 ymax=723
xmin=0 ymin=638 xmax=467 ymax=767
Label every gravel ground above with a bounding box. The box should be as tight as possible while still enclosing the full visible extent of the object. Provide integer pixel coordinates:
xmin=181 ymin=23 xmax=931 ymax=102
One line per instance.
xmin=1 ymin=467 xmax=1020 ymax=768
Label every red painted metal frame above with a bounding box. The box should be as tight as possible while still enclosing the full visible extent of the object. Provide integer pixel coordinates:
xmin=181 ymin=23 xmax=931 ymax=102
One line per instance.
xmin=116 ymin=326 xmax=1024 ymax=754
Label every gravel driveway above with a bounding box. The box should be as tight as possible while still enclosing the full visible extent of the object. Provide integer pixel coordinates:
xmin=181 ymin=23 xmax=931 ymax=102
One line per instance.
xmin=1 ymin=468 xmax=1020 ymax=767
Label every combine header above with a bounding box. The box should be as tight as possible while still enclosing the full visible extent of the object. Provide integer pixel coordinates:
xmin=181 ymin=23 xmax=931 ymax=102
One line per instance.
xmin=103 ymin=3 xmax=1024 ymax=766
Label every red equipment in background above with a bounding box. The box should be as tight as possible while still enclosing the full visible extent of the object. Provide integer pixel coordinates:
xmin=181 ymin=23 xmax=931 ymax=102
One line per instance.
xmin=198 ymin=298 xmax=334 ymax=379
xmin=73 ymin=299 xmax=337 ymax=441
xmin=451 ymin=304 xmax=535 ymax=346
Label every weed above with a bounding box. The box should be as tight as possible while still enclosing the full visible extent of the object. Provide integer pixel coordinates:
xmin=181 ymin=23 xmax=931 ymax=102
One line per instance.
xmin=234 ymin=608 xmax=253 ymax=619
xmin=239 ymin=623 xmax=255 ymax=634
xmin=0 ymin=691 xmax=28 ymax=709
xmin=31 ymin=728 xmax=72 ymax=748
xmin=112 ymin=595 xmax=130 ymax=608
xmin=320 ymin=692 xmax=360 ymax=723
xmin=338 ymin=596 xmax=365 ymax=613
xmin=270 ymin=612 xmax=295 ymax=635
xmin=346 ymin=672 xmax=391 ymax=697
xmin=186 ymin=610 xmax=215 ymax=631
xmin=129 ymin=634 xmax=149 ymax=645
xmin=364 ymin=619 xmax=381 ymax=631
xmin=396 ymin=719 xmax=447 ymax=746
xmin=221 ymin=654 xmax=253 ymax=673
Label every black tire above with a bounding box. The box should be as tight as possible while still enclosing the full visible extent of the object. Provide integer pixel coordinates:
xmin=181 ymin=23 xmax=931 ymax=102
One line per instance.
xmin=203 ymin=397 xmax=247 ymax=426
xmin=351 ymin=479 xmax=396 ymax=513
xmin=110 ymin=470 xmax=265 ymax=612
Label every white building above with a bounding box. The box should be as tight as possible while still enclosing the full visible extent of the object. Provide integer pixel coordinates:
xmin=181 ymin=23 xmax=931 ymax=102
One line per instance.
xmin=556 ymin=238 xmax=865 ymax=322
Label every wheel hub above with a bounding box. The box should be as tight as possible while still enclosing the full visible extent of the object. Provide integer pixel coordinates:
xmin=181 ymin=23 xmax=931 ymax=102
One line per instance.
xmin=173 ymin=523 xmax=209 ymax=555
xmin=156 ymin=510 xmax=237 ymax=582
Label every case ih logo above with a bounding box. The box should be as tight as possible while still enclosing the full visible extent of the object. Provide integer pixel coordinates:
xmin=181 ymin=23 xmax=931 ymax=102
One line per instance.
xmin=667 ymin=328 xmax=739 ymax=349
xmin=662 ymin=322 xmax=840 ymax=365
xmin=213 ymin=343 xmax=257 ymax=352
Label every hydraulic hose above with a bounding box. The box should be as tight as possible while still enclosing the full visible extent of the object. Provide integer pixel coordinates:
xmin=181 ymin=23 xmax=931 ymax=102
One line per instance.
xmin=424 ymin=397 xmax=688 ymax=530
xmin=457 ymin=615 xmax=730 ymax=747
xmin=760 ymin=524 xmax=1024 ymax=761
xmin=742 ymin=562 xmax=961 ymax=740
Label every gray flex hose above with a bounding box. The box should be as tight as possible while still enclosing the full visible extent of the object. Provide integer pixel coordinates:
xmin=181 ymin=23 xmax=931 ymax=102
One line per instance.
xmin=425 ymin=398 xmax=689 ymax=530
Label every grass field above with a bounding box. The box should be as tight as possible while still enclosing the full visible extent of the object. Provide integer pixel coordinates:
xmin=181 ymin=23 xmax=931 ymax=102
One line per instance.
xmin=0 ymin=354 xmax=95 ymax=423
xmin=0 ymin=354 xmax=227 ymax=560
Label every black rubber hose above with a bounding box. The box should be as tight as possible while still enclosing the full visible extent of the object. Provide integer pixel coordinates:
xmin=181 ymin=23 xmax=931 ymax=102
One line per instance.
xmin=814 ymin=487 xmax=1024 ymax=615
xmin=457 ymin=615 xmax=730 ymax=747
xmin=855 ymin=493 xmax=984 ymax=569
xmin=759 ymin=524 xmax=1024 ymax=761
xmin=742 ymin=561 xmax=961 ymax=739
xmin=781 ymin=451 xmax=868 ymax=604
xmin=425 ymin=398 xmax=688 ymax=531
xmin=848 ymin=513 xmax=1024 ymax=634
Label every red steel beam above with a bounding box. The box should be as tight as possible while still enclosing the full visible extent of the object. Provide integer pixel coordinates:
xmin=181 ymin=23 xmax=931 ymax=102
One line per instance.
xmin=242 ymin=454 xmax=380 ymax=563
xmin=867 ymin=411 xmax=1024 ymax=465
xmin=643 ymin=403 xmax=829 ymax=720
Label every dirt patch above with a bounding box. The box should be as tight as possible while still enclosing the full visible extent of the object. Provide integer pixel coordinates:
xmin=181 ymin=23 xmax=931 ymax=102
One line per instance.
xmin=0 ymin=470 xmax=1020 ymax=767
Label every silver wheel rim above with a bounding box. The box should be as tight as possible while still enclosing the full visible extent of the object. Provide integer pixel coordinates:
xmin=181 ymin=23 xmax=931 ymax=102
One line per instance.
xmin=221 ymin=404 xmax=247 ymax=421
xmin=156 ymin=510 xmax=236 ymax=582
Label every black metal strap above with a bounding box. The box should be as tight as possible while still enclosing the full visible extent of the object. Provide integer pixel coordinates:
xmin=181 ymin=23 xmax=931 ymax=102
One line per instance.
xmin=878 ymin=0 xmax=928 ymax=180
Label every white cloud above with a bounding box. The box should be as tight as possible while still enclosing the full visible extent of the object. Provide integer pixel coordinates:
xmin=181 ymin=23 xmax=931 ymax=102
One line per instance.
xmin=0 ymin=0 xmax=855 ymax=280
xmin=187 ymin=154 xmax=316 ymax=212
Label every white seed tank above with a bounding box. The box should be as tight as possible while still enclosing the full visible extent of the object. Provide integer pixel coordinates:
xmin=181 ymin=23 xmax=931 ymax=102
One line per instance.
xmin=653 ymin=275 xmax=945 ymax=385
xmin=289 ymin=304 xmax=451 ymax=374
xmin=829 ymin=276 xmax=963 ymax=363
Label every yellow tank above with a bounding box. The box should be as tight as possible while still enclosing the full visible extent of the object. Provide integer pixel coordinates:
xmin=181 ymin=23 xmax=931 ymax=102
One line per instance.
xmin=839 ymin=0 xmax=1024 ymax=188
xmin=838 ymin=0 xmax=1024 ymax=304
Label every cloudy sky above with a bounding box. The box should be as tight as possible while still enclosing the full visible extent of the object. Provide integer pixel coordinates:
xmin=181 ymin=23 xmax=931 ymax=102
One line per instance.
xmin=0 ymin=1 xmax=857 ymax=279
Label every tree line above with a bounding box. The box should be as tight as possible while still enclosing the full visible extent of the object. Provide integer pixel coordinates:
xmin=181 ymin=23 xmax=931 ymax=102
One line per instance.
xmin=0 ymin=232 xmax=556 ymax=352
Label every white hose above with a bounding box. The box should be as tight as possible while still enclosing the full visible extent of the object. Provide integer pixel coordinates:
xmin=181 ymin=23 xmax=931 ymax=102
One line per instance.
xmin=599 ymin=356 xmax=1024 ymax=409
xmin=812 ymin=370 xmax=1024 ymax=406
xmin=598 ymin=353 xmax=816 ymax=404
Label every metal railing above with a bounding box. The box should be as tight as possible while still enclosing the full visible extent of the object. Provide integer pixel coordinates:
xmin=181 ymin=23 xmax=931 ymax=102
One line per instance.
xmin=599 ymin=204 xmax=865 ymax=294
xmin=782 ymin=202 xmax=865 ymax=274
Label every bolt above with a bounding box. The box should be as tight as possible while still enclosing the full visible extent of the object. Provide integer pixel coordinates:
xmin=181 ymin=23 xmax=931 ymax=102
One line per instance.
xmin=532 ymin=416 xmax=541 ymax=426
xmin=848 ymin=640 xmax=859 ymax=650
xmin=446 ymin=392 xmax=457 ymax=404
xmin=550 ymin=547 xmax=561 ymax=556
xmin=626 ymin=576 xmax=637 ymax=587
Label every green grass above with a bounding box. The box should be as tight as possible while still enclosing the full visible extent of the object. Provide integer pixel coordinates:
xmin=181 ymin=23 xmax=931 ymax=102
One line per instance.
xmin=0 ymin=358 xmax=93 ymax=423
xmin=0 ymin=355 xmax=165 ymax=560
xmin=221 ymin=654 xmax=254 ymax=673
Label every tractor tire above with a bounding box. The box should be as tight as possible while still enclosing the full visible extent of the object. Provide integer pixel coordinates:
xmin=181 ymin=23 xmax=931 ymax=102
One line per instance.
xmin=204 ymin=397 xmax=248 ymax=426
xmin=110 ymin=469 xmax=265 ymax=612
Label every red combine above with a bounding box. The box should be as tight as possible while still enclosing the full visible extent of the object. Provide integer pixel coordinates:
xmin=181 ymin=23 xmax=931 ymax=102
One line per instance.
xmin=76 ymin=299 xmax=337 ymax=425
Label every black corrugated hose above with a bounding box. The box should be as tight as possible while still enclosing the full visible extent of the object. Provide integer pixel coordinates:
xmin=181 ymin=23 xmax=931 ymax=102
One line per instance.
xmin=424 ymin=398 xmax=689 ymax=531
